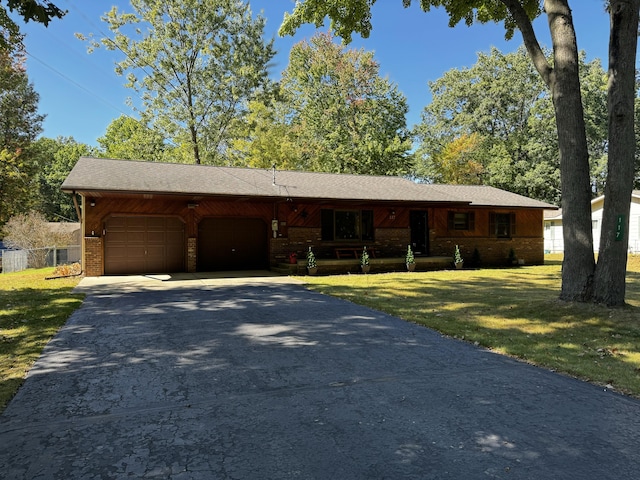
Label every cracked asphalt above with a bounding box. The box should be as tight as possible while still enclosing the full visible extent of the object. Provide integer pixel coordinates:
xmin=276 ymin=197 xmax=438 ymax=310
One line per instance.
xmin=1 ymin=272 xmax=639 ymax=479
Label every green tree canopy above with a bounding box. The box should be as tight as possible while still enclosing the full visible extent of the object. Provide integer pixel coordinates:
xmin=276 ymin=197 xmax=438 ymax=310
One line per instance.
xmin=230 ymin=33 xmax=413 ymax=175
xmin=268 ymin=32 xmax=412 ymax=175
xmin=228 ymin=96 xmax=301 ymax=169
xmin=79 ymin=0 xmax=275 ymax=165
xmin=414 ymin=47 xmax=609 ymax=204
xmin=0 ymin=47 xmax=43 ymax=225
xmin=32 ymin=136 xmax=97 ymax=222
xmin=98 ymin=115 xmax=171 ymax=162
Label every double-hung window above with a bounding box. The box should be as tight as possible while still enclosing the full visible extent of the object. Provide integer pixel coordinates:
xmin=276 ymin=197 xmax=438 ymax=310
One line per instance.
xmin=490 ymin=212 xmax=516 ymax=238
xmin=447 ymin=211 xmax=475 ymax=231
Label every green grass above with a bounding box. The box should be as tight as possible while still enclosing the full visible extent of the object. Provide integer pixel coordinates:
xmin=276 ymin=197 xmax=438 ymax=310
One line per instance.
xmin=0 ymin=268 xmax=84 ymax=411
xmin=300 ymin=254 xmax=640 ymax=398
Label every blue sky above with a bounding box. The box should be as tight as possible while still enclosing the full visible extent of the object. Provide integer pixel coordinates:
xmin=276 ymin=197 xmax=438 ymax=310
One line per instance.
xmin=17 ymin=0 xmax=611 ymax=147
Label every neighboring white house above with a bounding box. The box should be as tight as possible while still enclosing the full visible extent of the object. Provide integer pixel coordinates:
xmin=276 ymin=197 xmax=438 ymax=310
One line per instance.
xmin=544 ymin=190 xmax=640 ymax=253
xmin=544 ymin=209 xmax=564 ymax=253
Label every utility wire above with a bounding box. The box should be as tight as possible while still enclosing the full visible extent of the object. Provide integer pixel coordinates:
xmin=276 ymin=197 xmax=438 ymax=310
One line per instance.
xmin=24 ymin=50 xmax=132 ymax=117
xmin=66 ymin=0 xmax=184 ymax=104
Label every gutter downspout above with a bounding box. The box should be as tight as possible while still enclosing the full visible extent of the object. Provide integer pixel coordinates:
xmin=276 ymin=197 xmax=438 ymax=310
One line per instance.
xmin=71 ymin=191 xmax=85 ymax=275
xmin=71 ymin=191 xmax=82 ymax=223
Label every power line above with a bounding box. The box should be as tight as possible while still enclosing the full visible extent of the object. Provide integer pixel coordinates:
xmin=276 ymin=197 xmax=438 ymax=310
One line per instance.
xmin=24 ymin=49 xmax=133 ymax=118
xmin=66 ymin=0 xmax=184 ymax=103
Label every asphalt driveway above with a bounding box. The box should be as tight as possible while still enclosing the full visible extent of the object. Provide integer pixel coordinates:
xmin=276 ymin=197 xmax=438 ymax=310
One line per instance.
xmin=1 ymin=272 xmax=639 ymax=479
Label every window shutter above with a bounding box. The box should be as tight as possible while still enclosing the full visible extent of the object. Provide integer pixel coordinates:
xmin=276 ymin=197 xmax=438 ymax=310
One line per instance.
xmin=448 ymin=211 xmax=455 ymax=230
xmin=321 ymin=209 xmax=334 ymax=240
xmin=469 ymin=212 xmax=475 ymax=231
xmin=510 ymin=212 xmax=517 ymax=236
xmin=362 ymin=210 xmax=374 ymax=241
xmin=489 ymin=213 xmax=496 ymax=236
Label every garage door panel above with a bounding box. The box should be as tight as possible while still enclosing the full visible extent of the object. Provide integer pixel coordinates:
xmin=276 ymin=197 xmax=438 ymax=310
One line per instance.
xmin=106 ymin=217 xmax=127 ymax=228
xmin=166 ymin=231 xmax=184 ymax=243
xmin=146 ymin=232 xmax=167 ymax=244
xmin=105 ymin=216 xmax=185 ymax=275
xmin=127 ymin=232 xmax=146 ymax=243
xmin=198 ymin=218 xmax=267 ymax=271
xmin=146 ymin=217 xmax=168 ymax=229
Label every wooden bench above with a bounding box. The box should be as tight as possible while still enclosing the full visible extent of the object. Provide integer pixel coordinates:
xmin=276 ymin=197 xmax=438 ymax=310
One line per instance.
xmin=334 ymin=247 xmax=377 ymax=259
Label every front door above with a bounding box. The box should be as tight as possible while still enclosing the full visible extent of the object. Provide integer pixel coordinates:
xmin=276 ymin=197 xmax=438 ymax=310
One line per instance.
xmin=410 ymin=211 xmax=429 ymax=256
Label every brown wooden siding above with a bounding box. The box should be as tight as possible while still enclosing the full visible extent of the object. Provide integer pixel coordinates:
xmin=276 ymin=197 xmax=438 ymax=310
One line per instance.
xmin=432 ymin=208 xmax=543 ymax=238
xmin=81 ymin=195 xmax=546 ymax=275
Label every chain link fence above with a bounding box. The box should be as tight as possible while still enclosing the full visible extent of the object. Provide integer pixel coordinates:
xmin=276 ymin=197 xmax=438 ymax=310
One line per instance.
xmin=1 ymin=245 xmax=81 ymax=274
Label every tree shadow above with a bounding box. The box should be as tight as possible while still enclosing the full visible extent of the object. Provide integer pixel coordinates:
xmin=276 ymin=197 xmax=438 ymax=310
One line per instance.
xmin=0 ymin=285 xmax=84 ymax=411
xmin=304 ymin=269 xmax=640 ymax=396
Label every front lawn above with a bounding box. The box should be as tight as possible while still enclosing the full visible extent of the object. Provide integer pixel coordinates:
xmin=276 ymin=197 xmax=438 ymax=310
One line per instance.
xmin=300 ymin=255 xmax=640 ymax=397
xmin=0 ymin=268 xmax=83 ymax=411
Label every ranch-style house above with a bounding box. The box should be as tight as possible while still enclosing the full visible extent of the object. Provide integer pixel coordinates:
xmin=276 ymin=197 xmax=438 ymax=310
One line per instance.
xmin=61 ymin=157 xmax=556 ymax=276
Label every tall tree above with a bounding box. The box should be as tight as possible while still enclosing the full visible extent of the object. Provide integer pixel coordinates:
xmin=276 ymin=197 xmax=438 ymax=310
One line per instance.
xmin=414 ymin=47 xmax=609 ymax=204
xmin=591 ymin=0 xmax=639 ymax=305
xmin=0 ymin=45 xmax=43 ymax=225
xmin=280 ymin=0 xmax=639 ymax=306
xmin=426 ymin=133 xmax=486 ymax=184
xmin=227 ymin=96 xmax=301 ymax=169
xmin=33 ymin=136 xmax=97 ymax=222
xmin=98 ymin=115 xmax=171 ymax=162
xmin=80 ymin=0 xmax=275 ymax=165
xmin=281 ymin=32 xmax=412 ymax=175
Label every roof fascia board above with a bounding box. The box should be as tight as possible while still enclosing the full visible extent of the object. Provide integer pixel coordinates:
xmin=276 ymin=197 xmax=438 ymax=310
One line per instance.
xmin=64 ymin=188 xmax=472 ymax=206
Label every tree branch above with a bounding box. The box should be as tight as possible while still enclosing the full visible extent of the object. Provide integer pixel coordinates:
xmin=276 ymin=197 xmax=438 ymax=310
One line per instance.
xmin=501 ymin=0 xmax=553 ymax=87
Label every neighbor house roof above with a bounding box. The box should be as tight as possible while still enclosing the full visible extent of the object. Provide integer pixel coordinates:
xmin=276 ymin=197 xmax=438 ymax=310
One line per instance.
xmin=543 ymin=190 xmax=640 ymax=220
xmin=61 ymin=157 xmax=555 ymax=208
xmin=544 ymin=209 xmax=563 ymax=220
xmin=46 ymin=222 xmax=80 ymax=235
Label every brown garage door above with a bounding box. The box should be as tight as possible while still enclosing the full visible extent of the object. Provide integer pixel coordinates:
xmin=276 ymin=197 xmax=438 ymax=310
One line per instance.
xmin=105 ymin=216 xmax=185 ymax=274
xmin=198 ymin=218 xmax=268 ymax=271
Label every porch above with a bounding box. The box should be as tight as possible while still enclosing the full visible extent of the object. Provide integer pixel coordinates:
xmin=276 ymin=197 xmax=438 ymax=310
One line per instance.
xmin=272 ymin=255 xmax=454 ymax=276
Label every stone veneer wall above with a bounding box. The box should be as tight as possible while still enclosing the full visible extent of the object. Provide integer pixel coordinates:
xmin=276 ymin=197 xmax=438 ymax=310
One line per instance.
xmin=84 ymin=236 xmax=103 ymax=276
xmin=187 ymin=237 xmax=197 ymax=273
xmin=269 ymin=228 xmax=322 ymax=265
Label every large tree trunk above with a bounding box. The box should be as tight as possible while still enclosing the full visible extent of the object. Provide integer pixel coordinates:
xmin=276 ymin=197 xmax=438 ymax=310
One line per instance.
xmin=592 ymin=0 xmax=640 ymax=306
xmin=544 ymin=0 xmax=596 ymax=301
xmin=504 ymin=0 xmax=595 ymax=300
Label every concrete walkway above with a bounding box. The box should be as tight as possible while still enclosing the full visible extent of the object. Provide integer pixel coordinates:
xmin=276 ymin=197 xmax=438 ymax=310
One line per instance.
xmin=1 ymin=273 xmax=639 ymax=479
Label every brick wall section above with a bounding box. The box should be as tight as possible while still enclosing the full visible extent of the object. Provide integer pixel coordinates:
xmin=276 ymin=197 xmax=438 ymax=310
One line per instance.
xmin=374 ymin=228 xmax=411 ymax=257
xmin=271 ymin=228 xmax=322 ymax=264
xmin=84 ymin=236 xmax=103 ymax=276
xmin=187 ymin=237 xmax=197 ymax=272
xmin=430 ymin=237 xmax=544 ymax=266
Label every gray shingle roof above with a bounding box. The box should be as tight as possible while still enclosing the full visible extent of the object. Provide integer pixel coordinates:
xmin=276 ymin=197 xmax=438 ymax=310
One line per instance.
xmin=544 ymin=209 xmax=563 ymax=220
xmin=422 ymin=184 xmax=558 ymax=209
xmin=61 ymin=157 xmax=555 ymax=208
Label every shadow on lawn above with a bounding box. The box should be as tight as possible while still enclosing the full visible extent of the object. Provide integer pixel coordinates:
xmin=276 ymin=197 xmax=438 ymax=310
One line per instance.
xmin=305 ymin=269 xmax=640 ymax=396
xmin=0 ymin=286 xmax=84 ymax=411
